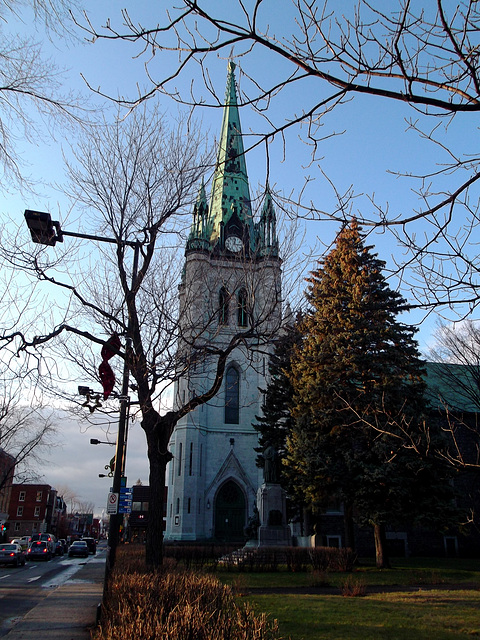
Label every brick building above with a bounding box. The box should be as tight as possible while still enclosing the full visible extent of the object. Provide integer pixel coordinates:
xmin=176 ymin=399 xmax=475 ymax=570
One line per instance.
xmin=0 ymin=449 xmax=15 ymax=540
xmin=8 ymin=484 xmax=60 ymax=538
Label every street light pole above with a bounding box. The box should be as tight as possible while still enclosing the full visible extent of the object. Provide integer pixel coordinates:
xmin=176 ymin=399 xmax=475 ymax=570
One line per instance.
xmin=106 ymin=239 xmax=138 ymax=574
xmin=24 ymin=210 xmax=139 ymax=574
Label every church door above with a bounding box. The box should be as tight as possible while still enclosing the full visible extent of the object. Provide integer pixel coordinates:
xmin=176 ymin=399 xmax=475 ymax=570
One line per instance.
xmin=214 ymin=480 xmax=246 ymax=542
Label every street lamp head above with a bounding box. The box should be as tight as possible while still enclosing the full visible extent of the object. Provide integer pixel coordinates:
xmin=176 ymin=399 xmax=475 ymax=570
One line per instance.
xmin=90 ymin=439 xmax=101 ymax=445
xmin=24 ymin=210 xmax=63 ymax=246
xmin=78 ymin=386 xmax=91 ymax=397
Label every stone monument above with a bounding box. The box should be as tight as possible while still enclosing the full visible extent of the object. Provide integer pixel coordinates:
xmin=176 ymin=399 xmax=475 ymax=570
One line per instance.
xmin=256 ymin=444 xmax=291 ymax=546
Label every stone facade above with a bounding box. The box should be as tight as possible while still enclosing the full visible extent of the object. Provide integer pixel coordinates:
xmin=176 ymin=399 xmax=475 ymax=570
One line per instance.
xmin=165 ymin=63 xmax=282 ymax=542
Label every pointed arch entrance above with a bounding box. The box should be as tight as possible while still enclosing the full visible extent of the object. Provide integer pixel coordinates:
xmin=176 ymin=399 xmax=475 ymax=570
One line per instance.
xmin=214 ymin=480 xmax=246 ymax=541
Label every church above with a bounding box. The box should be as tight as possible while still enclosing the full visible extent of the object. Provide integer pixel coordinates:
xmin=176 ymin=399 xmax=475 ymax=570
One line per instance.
xmin=164 ymin=62 xmax=283 ymax=542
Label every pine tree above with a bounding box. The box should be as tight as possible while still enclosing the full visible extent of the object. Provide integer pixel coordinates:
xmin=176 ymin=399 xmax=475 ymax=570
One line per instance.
xmin=286 ymin=219 xmax=454 ymax=568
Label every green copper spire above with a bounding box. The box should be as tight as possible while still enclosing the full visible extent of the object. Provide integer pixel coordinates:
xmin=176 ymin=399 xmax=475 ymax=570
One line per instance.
xmin=208 ymin=61 xmax=254 ymax=246
xmin=256 ymin=184 xmax=279 ymax=257
xmin=186 ymin=178 xmax=212 ymax=251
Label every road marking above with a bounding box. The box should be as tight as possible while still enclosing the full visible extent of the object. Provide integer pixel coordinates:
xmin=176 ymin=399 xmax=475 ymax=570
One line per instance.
xmin=27 ymin=576 xmax=41 ymax=582
xmin=0 ymin=574 xmax=10 ymax=580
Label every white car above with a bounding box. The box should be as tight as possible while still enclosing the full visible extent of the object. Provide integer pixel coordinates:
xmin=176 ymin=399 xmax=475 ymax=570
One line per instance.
xmin=10 ymin=537 xmax=30 ymax=550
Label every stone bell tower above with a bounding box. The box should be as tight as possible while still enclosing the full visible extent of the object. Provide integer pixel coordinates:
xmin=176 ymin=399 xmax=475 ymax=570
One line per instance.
xmin=165 ymin=62 xmax=282 ymax=542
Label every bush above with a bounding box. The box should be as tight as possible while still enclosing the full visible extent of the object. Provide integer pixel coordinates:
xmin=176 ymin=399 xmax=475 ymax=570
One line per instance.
xmin=93 ymin=547 xmax=281 ymax=640
xmin=309 ymin=547 xmax=357 ymax=572
xmin=341 ymin=575 xmax=367 ymax=597
xmin=164 ymin=543 xmax=239 ymax=570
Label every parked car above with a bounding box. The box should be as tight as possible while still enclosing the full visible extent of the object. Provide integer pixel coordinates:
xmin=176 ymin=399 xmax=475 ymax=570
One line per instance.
xmin=82 ymin=537 xmax=96 ymax=554
xmin=30 ymin=533 xmax=56 ymax=554
xmin=0 ymin=543 xmax=26 ymax=567
xmin=68 ymin=541 xmax=89 ymax=558
xmin=27 ymin=541 xmax=52 ymax=561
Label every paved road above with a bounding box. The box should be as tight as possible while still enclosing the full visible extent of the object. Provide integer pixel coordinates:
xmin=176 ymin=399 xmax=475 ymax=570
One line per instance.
xmin=0 ymin=549 xmax=103 ymax=637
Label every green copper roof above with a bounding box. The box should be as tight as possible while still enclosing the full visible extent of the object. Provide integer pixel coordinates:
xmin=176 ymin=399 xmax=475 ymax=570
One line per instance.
xmin=186 ymin=62 xmax=279 ymax=258
xmin=208 ymin=61 xmax=254 ymax=244
xmin=424 ymin=361 xmax=480 ymax=413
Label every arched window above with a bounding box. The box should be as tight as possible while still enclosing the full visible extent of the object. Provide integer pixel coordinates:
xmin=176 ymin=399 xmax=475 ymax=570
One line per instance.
xmin=237 ymin=288 xmax=248 ymax=327
xmin=219 ymin=287 xmax=229 ymax=325
xmin=225 ymin=365 xmax=240 ymax=424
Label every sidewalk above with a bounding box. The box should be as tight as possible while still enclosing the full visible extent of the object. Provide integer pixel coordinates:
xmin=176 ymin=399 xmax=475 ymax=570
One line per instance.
xmin=6 ymin=555 xmax=105 ymax=640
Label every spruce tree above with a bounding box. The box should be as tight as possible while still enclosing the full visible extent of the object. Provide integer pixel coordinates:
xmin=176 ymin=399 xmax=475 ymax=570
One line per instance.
xmin=286 ymin=219 xmax=453 ymax=568
xmin=254 ymin=317 xmax=301 ymax=467
xmin=254 ymin=318 xmax=305 ymax=525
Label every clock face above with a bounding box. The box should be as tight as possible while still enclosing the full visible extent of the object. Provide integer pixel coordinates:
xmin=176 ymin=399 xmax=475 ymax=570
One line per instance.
xmin=225 ymin=235 xmax=243 ymax=252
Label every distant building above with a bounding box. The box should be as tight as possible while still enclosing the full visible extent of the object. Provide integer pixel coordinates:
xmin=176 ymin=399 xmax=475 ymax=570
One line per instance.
xmin=66 ymin=512 xmax=95 ymax=539
xmin=0 ymin=449 xmax=14 ymax=540
xmin=126 ymin=484 xmax=150 ymax=543
xmin=8 ymin=484 xmax=59 ymax=538
xmin=313 ymin=362 xmax=480 ymax=558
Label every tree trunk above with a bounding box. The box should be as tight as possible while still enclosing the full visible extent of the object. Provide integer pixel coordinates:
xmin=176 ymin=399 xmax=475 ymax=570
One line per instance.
xmin=373 ymin=522 xmax=390 ymax=569
xmin=144 ymin=413 xmax=174 ymax=569
xmin=344 ymin=502 xmax=355 ymax=551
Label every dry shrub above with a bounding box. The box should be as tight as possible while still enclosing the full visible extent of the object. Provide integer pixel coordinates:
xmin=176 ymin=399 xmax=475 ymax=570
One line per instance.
xmin=164 ymin=544 xmax=239 ymax=570
xmin=309 ymin=547 xmax=356 ymax=572
xmin=93 ymin=547 xmax=280 ymax=640
xmin=307 ymin=570 xmax=331 ymax=588
xmin=284 ymin=547 xmax=309 ymax=572
xmin=341 ymin=575 xmax=367 ymax=597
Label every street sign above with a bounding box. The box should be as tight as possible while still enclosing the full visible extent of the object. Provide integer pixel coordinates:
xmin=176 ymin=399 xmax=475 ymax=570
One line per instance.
xmin=119 ymin=504 xmax=132 ymax=514
xmin=107 ymin=492 xmax=119 ymax=514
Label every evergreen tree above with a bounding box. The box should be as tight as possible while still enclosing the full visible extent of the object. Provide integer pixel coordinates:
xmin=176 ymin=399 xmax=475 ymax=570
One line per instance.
xmin=286 ymin=219 xmax=454 ymax=568
xmin=254 ymin=317 xmax=302 ymax=469
xmin=254 ymin=317 xmax=306 ymax=526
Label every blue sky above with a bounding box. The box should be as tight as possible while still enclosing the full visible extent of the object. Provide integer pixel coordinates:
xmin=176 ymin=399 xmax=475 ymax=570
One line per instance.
xmin=2 ymin=0 xmax=476 ymax=513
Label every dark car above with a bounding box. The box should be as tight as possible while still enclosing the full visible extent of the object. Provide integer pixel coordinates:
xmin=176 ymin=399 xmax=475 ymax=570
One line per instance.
xmin=68 ymin=541 xmax=89 ymax=558
xmin=0 ymin=543 xmax=26 ymax=567
xmin=27 ymin=540 xmax=52 ymax=561
xmin=82 ymin=537 xmax=96 ymax=555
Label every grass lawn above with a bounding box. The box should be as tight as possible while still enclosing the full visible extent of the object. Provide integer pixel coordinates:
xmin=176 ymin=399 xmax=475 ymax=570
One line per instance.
xmin=219 ymin=557 xmax=480 ymax=590
xmin=222 ymin=559 xmax=480 ymax=640
xmin=243 ymin=590 xmax=480 ymax=640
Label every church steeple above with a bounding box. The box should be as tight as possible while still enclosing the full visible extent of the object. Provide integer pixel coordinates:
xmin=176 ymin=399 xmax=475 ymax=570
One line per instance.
xmin=208 ymin=61 xmax=254 ymax=249
xmin=186 ymin=62 xmax=279 ymax=258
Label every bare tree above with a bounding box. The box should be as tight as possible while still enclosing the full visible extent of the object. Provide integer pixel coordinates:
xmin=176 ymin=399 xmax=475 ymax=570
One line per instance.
xmin=427 ymin=320 xmax=480 ymax=467
xmin=0 ymin=377 xmax=55 ymax=491
xmin=77 ymin=0 xmax=480 ymax=318
xmin=0 ymin=0 xmax=88 ymax=193
xmin=0 ymin=102 xmax=294 ymax=567
xmin=430 ymin=321 xmax=480 ymax=410
xmin=54 ymin=484 xmax=79 ymax=513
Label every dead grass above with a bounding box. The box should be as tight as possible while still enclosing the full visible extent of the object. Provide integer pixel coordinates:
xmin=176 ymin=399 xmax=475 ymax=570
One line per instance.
xmin=92 ymin=546 xmax=281 ymax=640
